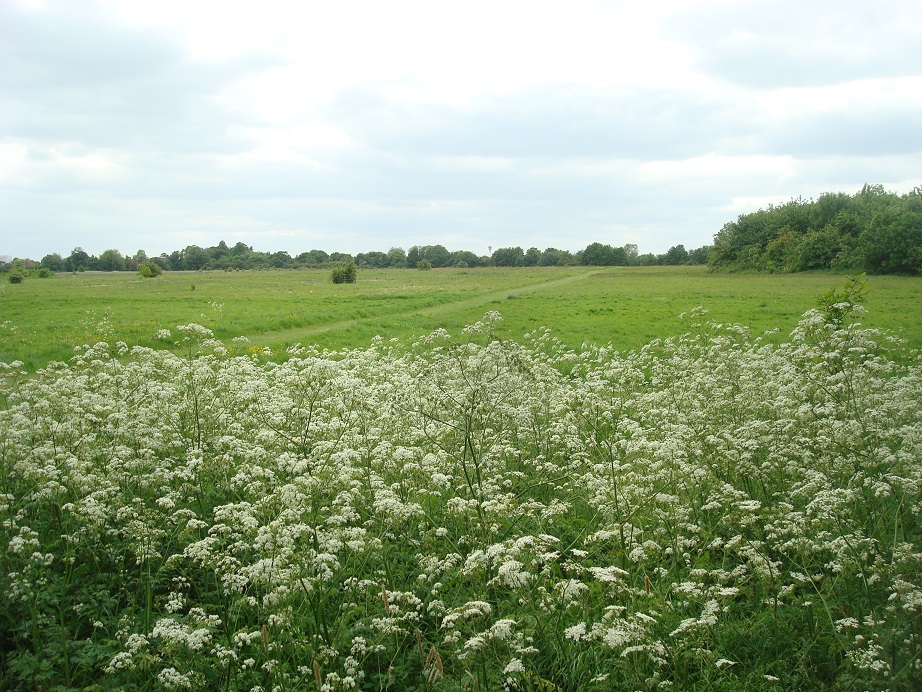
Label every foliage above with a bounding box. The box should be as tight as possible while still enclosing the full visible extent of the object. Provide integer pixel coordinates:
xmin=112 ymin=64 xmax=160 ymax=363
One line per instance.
xmin=416 ymin=259 xmax=433 ymax=270
xmin=7 ymin=259 xmax=26 ymax=284
xmin=493 ymin=246 xmax=526 ymax=267
xmin=23 ymin=238 xmax=711 ymax=274
xmin=330 ymin=261 xmax=357 ymax=284
xmin=710 ymin=184 xmax=922 ymax=274
xmin=138 ymin=261 xmax=164 ymax=278
xmin=1 ymin=295 xmax=921 ymax=690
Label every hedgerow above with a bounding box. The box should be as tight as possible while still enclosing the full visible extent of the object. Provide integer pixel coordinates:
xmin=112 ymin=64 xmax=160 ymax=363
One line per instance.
xmin=1 ymin=286 xmax=920 ymax=690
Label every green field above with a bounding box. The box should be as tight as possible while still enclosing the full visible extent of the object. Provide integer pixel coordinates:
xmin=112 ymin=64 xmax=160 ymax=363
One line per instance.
xmin=2 ymin=266 xmax=921 ymax=370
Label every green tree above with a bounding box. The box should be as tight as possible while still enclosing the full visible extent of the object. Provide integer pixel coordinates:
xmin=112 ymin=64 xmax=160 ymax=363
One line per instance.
xmin=492 ymin=246 xmax=524 ymax=266
xmin=387 ymin=247 xmax=407 ymax=268
xmin=99 ymin=249 xmax=127 ymax=272
xmin=859 ymin=208 xmax=922 ymax=274
xmin=523 ymin=247 xmax=541 ymax=267
xmin=40 ymin=253 xmax=65 ymax=271
xmin=580 ymin=242 xmax=626 ymax=266
xmin=539 ymin=248 xmax=573 ymax=266
xmin=184 ymin=245 xmax=208 ymax=270
xmin=662 ymin=245 xmax=688 ymax=266
xmin=64 ymin=247 xmax=94 ymax=272
xmin=450 ymin=250 xmax=481 ymax=267
xmin=297 ymin=249 xmax=330 ymax=266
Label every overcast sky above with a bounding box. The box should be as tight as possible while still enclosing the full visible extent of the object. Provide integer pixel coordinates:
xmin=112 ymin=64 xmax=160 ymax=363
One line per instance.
xmin=2 ymin=0 xmax=920 ymax=260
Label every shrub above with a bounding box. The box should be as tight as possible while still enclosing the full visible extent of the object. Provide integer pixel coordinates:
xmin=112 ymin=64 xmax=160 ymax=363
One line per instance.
xmin=330 ymin=261 xmax=357 ymax=284
xmin=8 ymin=272 xmax=24 ymax=284
xmin=416 ymin=259 xmax=432 ymax=270
xmin=138 ymin=261 xmax=163 ymax=278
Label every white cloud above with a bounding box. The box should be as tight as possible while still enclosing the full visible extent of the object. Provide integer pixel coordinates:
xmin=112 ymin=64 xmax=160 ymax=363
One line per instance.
xmin=0 ymin=0 xmax=919 ymax=259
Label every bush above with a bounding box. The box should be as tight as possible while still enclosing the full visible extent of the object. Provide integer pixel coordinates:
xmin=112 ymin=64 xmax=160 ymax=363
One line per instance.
xmin=8 ymin=272 xmax=24 ymax=284
xmin=36 ymin=267 xmax=54 ymax=278
xmin=416 ymin=259 xmax=432 ymax=270
xmin=138 ymin=261 xmax=163 ymax=278
xmin=330 ymin=261 xmax=357 ymax=284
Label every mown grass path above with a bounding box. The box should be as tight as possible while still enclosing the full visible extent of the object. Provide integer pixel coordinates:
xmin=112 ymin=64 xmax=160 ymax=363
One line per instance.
xmin=257 ymin=268 xmax=610 ymax=348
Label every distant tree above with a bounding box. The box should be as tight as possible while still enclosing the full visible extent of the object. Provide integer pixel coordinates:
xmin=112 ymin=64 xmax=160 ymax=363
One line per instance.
xmin=539 ymin=248 xmax=573 ymax=266
xmin=329 ymin=252 xmax=354 ymax=265
xmin=387 ymin=247 xmax=407 ymax=268
xmin=663 ymin=245 xmax=689 ymax=266
xmin=493 ymin=246 xmax=524 ymax=267
xmin=580 ymin=242 xmax=626 ymax=266
xmin=211 ymin=241 xmax=229 ymax=260
xmin=40 ymin=253 xmax=65 ymax=271
xmin=623 ymin=244 xmax=639 ymax=265
xmin=270 ymin=251 xmax=292 ymax=268
xmin=64 ymin=247 xmax=94 ymax=272
xmin=355 ymin=251 xmax=389 ymax=268
xmin=297 ymin=249 xmax=330 ymax=266
xmin=687 ymin=245 xmax=711 ymax=265
xmin=184 ymin=245 xmax=209 ymax=270
xmin=523 ymin=247 xmax=541 ymax=266
xmin=412 ymin=245 xmax=450 ymax=268
xmin=99 ymin=249 xmax=127 ymax=272
xmin=449 ymin=250 xmax=481 ymax=268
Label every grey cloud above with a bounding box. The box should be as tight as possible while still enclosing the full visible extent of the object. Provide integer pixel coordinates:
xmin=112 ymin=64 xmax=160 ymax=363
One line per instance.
xmin=764 ymin=107 xmax=922 ymax=158
xmin=667 ymin=0 xmax=922 ymax=88
xmin=0 ymin=3 xmax=276 ymax=154
xmin=327 ymin=85 xmax=737 ymax=161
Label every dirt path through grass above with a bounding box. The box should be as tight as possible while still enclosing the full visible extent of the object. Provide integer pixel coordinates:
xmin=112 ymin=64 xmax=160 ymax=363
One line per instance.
xmin=257 ymin=268 xmax=611 ymax=347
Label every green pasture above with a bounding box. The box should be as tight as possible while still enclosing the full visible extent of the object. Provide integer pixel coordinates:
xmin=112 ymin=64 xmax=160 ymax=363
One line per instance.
xmin=2 ymin=266 xmax=920 ymax=370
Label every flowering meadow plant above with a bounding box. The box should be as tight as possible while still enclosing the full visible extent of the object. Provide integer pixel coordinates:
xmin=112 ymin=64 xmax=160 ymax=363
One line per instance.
xmin=1 ymin=291 xmax=921 ymax=690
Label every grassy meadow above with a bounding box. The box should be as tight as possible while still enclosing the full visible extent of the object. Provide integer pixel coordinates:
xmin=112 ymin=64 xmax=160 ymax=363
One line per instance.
xmin=2 ymin=266 xmax=921 ymax=370
xmin=2 ymin=267 xmax=922 ymax=690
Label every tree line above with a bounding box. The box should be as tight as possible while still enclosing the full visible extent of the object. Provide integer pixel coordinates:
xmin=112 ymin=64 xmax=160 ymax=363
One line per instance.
xmin=13 ymin=240 xmax=710 ymax=274
xmin=709 ymin=184 xmax=922 ymax=274
xmin=11 ymin=182 xmax=917 ymax=278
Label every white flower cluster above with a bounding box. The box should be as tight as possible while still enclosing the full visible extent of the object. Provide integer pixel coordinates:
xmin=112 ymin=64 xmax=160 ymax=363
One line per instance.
xmin=1 ymin=307 xmax=921 ymax=689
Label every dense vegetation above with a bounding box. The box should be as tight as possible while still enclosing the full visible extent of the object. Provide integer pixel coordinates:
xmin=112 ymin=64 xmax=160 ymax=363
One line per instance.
xmin=709 ymin=184 xmax=922 ymax=274
xmin=2 ymin=279 xmax=921 ymax=690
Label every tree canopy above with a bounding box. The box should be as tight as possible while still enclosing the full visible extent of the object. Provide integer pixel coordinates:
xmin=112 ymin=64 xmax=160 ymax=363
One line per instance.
xmin=709 ymin=184 xmax=922 ymax=275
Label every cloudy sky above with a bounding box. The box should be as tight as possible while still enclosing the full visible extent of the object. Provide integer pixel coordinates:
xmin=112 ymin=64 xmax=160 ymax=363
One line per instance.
xmin=2 ymin=0 xmax=920 ymax=260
